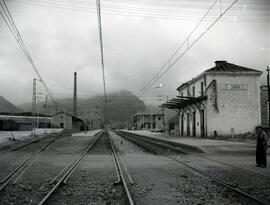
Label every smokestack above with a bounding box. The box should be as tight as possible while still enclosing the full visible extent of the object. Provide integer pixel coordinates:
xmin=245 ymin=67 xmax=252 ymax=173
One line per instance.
xmin=73 ymin=72 xmax=77 ymax=117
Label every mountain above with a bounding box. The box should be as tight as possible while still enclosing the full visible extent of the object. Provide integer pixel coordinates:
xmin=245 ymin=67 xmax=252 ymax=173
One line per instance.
xmin=19 ymin=90 xmax=146 ymax=124
xmin=0 ymin=96 xmax=23 ymax=114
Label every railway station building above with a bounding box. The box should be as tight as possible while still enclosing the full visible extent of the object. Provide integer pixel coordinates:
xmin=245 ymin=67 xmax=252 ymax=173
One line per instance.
xmin=161 ymin=61 xmax=262 ymax=137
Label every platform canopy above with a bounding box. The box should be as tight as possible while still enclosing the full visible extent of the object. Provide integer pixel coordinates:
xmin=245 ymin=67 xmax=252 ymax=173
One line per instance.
xmin=160 ymin=95 xmax=207 ymax=110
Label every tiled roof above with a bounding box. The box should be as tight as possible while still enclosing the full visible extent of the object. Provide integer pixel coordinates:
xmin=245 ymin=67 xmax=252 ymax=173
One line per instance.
xmin=205 ymin=61 xmax=262 ymax=73
xmin=134 ymin=112 xmax=164 ymax=117
xmin=176 ymin=61 xmax=262 ymax=91
xmin=52 ymin=111 xmax=83 ymax=122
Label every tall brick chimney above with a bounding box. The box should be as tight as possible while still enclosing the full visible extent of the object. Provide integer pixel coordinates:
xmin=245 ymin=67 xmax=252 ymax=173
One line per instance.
xmin=73 ymin=72 xmax=77 ymax=117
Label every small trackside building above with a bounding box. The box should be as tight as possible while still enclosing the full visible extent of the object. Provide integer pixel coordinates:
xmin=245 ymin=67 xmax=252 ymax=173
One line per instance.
xmin=52 ymin=111 xmax=83 ymax=130
xmin=134 ymin=112 xmax=164 ymax=130
xmin=161 ymin=61 xmax=262 ymax=138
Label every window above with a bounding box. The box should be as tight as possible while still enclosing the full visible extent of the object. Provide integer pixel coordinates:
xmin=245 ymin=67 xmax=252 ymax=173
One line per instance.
xmin=181 ymin=92 xmax=183 ymax=96
xmin=200 ymin=81 xmax=204 ymax=96
xmin=192 ymin=86 xmax=195 ymax=97
xmin=158 ymin=117 xmax=161 ymax=120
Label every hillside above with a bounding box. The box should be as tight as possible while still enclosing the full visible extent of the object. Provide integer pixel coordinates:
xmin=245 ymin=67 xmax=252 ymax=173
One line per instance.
xmin=0 ymin=96 xmax=23 ymax=114
xmin=19 ymin=90 xmax=146 ymax=124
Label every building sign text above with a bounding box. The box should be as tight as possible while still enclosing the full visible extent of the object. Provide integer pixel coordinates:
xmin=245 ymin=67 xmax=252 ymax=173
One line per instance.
xmin=220 ymin=84 xmax=248 ymax=91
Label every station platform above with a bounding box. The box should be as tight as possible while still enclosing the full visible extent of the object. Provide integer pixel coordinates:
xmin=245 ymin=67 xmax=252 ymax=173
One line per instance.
xmin=123 ymin=130 xmax=258 ymax=155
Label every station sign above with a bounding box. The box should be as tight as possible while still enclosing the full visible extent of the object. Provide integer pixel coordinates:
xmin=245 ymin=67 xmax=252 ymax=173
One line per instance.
xmin=220 ymin=84 xmax=248 ymax=91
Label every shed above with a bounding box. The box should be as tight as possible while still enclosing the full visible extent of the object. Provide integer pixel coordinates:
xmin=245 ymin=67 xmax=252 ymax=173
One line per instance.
xmin=52 ymin=111 xmax=83 ymax=130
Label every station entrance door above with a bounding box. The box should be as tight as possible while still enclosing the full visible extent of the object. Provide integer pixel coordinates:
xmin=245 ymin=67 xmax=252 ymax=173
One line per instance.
xmin=200 ymin=110 xmax=205 ymax=137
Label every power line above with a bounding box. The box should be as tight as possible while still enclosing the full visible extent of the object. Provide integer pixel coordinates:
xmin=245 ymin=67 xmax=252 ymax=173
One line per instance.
xmin=12 ymin=0 xmax=270 ymax=15
xmin=8 ymin=0 xmax=270 ymax=22
xmin=140 ymin=0 xmax=218 ymax=93
xmin=139 ymin=0 xmax=240 ymax=97
xmin=0 ymin=0 xmax=60 ymax=109
xmin=96 ymin=0 xmax=107 ymax=127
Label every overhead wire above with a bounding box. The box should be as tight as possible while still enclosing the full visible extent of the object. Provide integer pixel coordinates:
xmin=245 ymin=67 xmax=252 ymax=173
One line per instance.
xmin=8 ymin=0 xmax=270 ymax=22
xmin=0 ymin=0 xmax=61 ymax=109
xmin=139 ymin=0 xmax=240 ymax=97
xmin=140 ymin=0 xmax=218 ymax=93
xmin=11 ymin=0 xmax=270 ymax=15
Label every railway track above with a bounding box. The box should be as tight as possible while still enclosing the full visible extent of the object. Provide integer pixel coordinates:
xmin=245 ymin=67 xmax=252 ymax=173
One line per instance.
xmin=117 ymin=131 xmax=270 ymax=180
xmin=39 ymin=130 xmax=134 ymax=205
xmin=0 ymin=132 xmax=64 ymax=153
xmin=107 ymin=131 xmax=135 ymax=205
xmin=0 ymin=130 xmax=103 ymax=204
xmin=115 ymin=130 xmax=270 ymax=205
xmin=0 ymin=137 xmax=58 ymax=190
xmin=37 ymin=130 xmax=104 ymax=205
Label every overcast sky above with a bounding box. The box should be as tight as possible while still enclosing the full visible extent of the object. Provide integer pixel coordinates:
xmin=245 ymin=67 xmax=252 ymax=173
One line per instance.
xmin=0 ymin=0 xmax=269 ymax=106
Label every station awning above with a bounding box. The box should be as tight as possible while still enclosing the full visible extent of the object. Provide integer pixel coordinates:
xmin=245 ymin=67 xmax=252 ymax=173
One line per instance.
xmin=160 ymin=95 xmax=207 ymax=110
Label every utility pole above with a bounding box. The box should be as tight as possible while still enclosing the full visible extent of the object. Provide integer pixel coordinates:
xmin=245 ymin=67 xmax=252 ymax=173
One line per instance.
xmin=36 ymin=97 xmax=41 ymax=130
xmin=267 ymin=66 xmax=270 ymax=126
xmin=73 ymin=72 xmax=77 ymax=117
xmin=45 ymin=95 xmax=48 ymax=115
xmin=32 ymin=78 xmax=37 ymax=116
xmin=84 ymin=108 xmax=87 ymax=132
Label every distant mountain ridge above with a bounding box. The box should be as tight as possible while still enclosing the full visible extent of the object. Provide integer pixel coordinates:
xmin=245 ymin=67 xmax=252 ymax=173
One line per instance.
xmin=0 ymin=96 xmax=23 ymax=113
xmin=19 ymin=90 xmax=146 ymax=123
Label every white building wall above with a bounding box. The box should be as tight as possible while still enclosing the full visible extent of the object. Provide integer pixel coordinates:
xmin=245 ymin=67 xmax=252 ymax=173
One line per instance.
xmin=52 ymin=113 xmax=72 ymax=129
xmin=178 ymin=76 xmax=207 ymax=137
xmin=206 ymin=74 xmax=261 ymax=136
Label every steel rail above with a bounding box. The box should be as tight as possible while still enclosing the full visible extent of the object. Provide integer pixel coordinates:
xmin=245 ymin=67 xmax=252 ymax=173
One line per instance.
xmin=200 ymin=156 xmax=270 ymax=181
xmin=118 ymin=131 xmax=186 ymax=154
xmin=50 ymin=130 xmax=104 ymax=184
xmin=108 ymin=132 xmax=134 ymax=185
xmin=37 ymin=130 xmax=103 ymax=205
xmin=115 ymin=131 xmax=269 ymax=205
xmin=7 ymin=137 xmax=44 ymax=152
xmin=120 ymin=131 xmax=270 ymax=180
xmin=111 ymin=148 xmax=121 ymax=184
xmin=120 ymin=131 xmax=270 ymax=181
xmin=107 ymin=131 xmax=135 ymax=205
xmin=118 ymin=154 xmax=134 ymax=185
xmin=0 ymin=137 xmax=57 ymax=191
xmin=0 ymin=132 xmax=61 ymax=153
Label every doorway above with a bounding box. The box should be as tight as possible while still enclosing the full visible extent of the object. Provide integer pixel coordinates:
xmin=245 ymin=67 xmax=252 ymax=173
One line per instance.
xmin=187 ymin=113 xmax=190 ymax=136
xmin=200 ymin=110 xmax=205 ymax=137
xmin=181 ymin=114 xmax=184 ymax=136
xmin=192 ymin=111 xmax=196 ymax=137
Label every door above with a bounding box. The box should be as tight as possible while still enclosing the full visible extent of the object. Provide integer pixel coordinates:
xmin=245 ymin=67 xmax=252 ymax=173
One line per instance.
xmin=200 ymin=110 xmax=205 ymax=137
xmin=192 ymin=111 xmax=196 ymax=137
xmin=181 ymin=114 xmax=184 ymax=136
xmin=187 ymin=113 xmax=190 ymax=136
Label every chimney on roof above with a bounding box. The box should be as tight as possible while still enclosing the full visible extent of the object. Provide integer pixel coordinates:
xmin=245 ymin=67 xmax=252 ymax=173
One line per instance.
xmin=215 ymin=61 xmax=227 ymax=66
xmin=73 ymin=72 xmax=77 ymax=117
